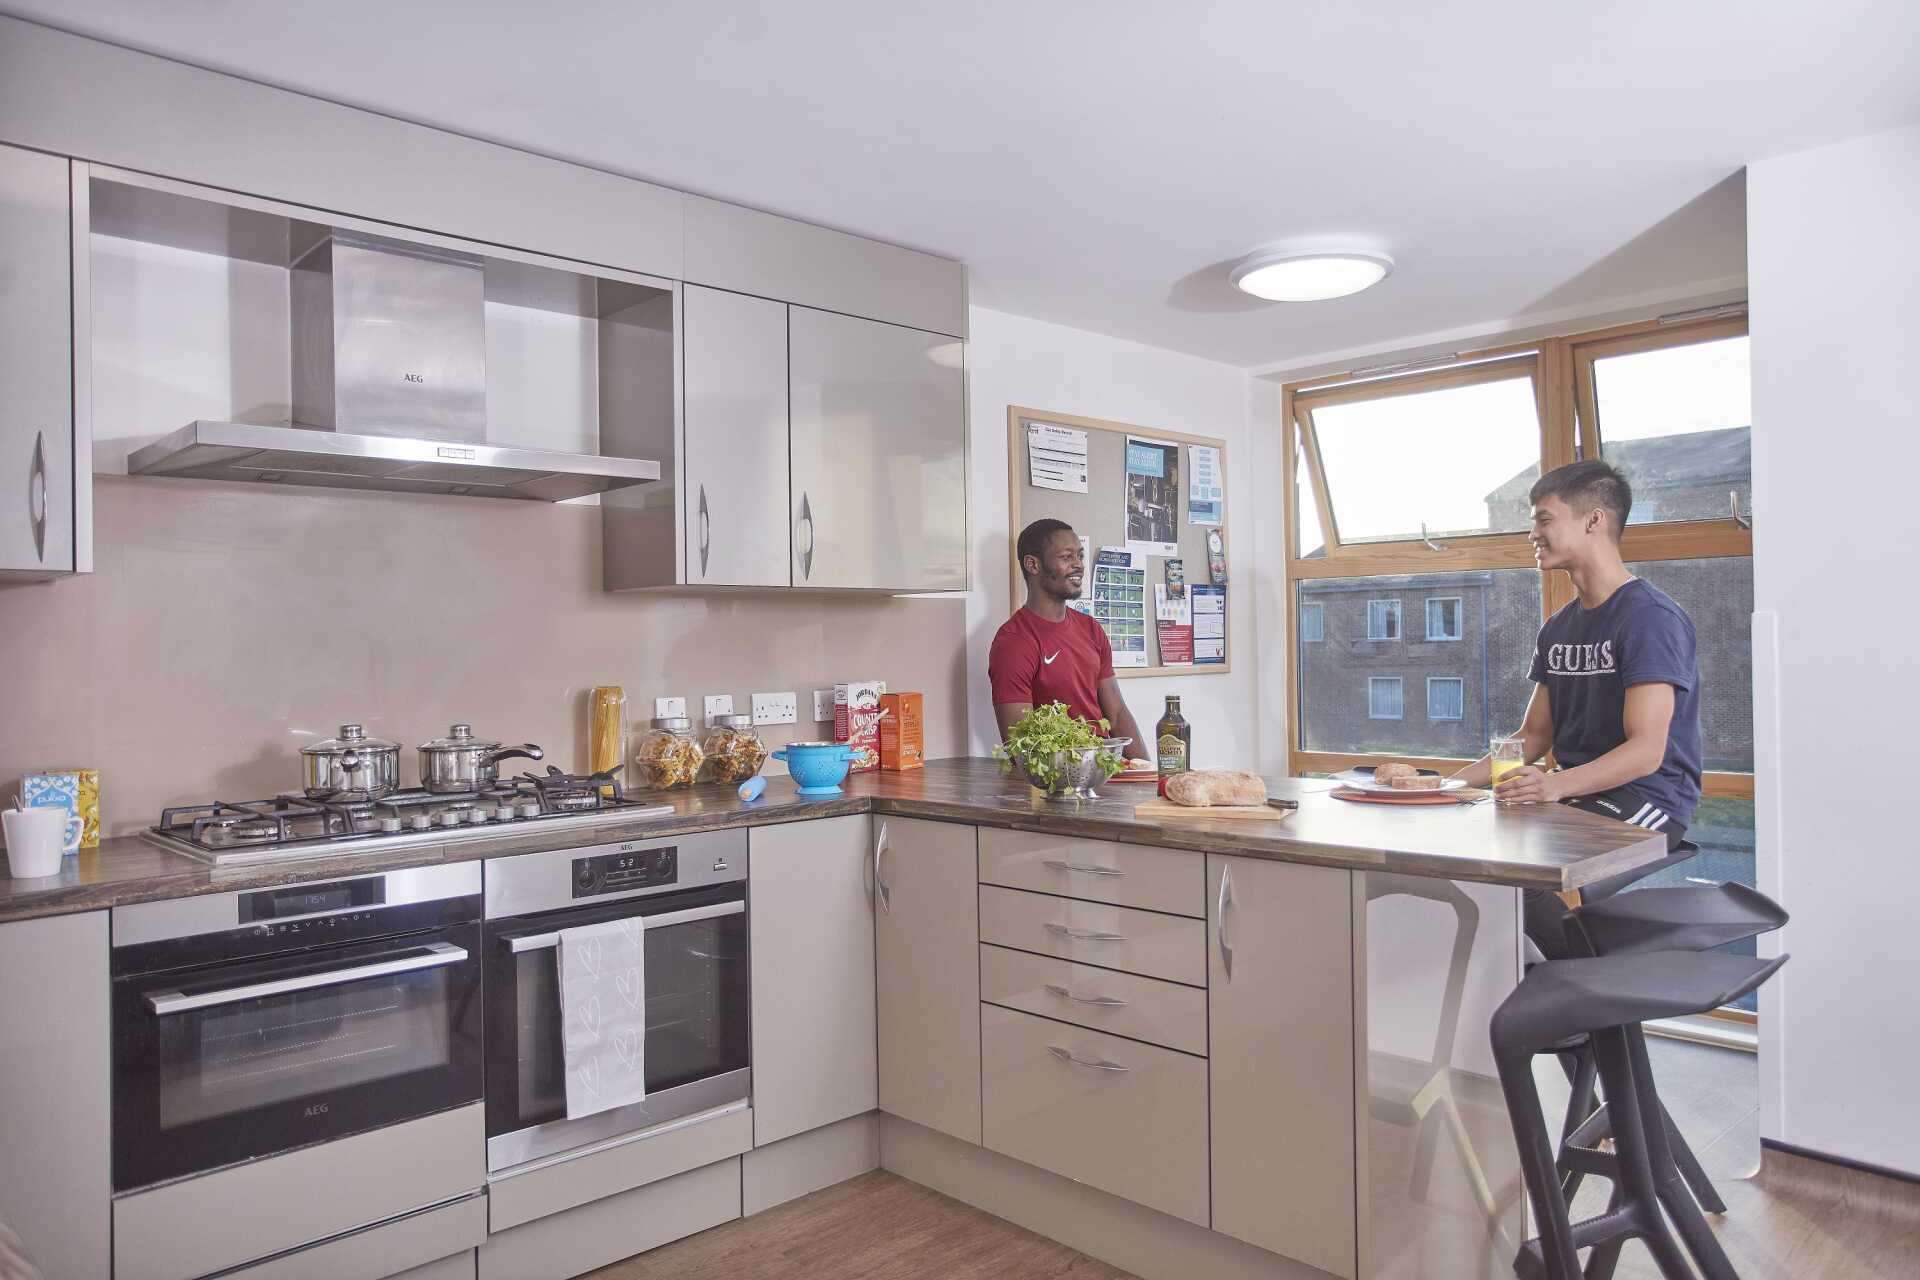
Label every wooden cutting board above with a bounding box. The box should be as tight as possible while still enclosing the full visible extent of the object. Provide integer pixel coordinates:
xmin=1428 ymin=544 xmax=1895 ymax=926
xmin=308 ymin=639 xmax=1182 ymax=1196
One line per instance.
xmin=1134 ymin=798 xmax=1290 ymax=821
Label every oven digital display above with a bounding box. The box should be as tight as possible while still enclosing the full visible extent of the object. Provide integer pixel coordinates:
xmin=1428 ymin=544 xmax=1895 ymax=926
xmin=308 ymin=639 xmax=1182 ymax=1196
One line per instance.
xmin=572 ymin=847 xmax=678 ymax=897
xmin=240 ymin=878 xmax=386 ymax=922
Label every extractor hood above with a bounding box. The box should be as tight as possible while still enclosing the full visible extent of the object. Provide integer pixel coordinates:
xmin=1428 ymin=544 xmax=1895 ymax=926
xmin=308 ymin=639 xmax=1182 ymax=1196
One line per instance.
xmin=127 ymin=229 xmax=660 ymax=501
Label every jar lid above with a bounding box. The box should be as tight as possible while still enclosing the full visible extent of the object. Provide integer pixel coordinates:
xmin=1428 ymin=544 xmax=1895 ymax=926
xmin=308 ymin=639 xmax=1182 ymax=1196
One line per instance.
xmin=650 ymin=716 xmax=692 ymax=731
xmin=714 ymin=713 xmax=757 ymax=729
xmin=302 ymin=723 xmax=399 ymax=755
xmin=418 ymin=722 xmax=501 ymax=752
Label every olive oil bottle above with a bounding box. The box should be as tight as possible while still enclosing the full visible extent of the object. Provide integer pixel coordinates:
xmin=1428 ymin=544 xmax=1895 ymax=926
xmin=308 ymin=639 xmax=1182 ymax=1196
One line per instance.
xmin=1155 ymin=695 xmax=1191 ymax=794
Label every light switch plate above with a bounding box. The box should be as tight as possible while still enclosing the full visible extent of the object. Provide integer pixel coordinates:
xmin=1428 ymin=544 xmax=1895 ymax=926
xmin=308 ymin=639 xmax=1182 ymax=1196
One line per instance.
xmin=703 ymin=694 xmax=734 ymax=724
xmin=812 ymin=689 xmax=835 ymax=723
xmin=654 ymin=696 xmax=687 ymax=719
xmin=752 ymin=692 xmax=798 ymax=726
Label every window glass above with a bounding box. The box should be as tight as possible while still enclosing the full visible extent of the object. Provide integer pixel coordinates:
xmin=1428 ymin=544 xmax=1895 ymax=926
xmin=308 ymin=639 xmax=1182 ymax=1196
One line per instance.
xmin=1308 ymin=374 xmax=1542 ymax=543
xmin=1425 ymin=597 xmax=1463 ymax=640
xmin=1299 ymin=571 xmax=1541 ymax=757
xmin=1366 ymin=599 xmax=1401 ymax=640
xmin=1590 ymin=335 xmax=1751 ymax=526
xmin=1299 ymin=601 xmax=1325 ymax=643
xmin=1428 ymin=677 xmax=1465 ymax=721
xmin=1625 ymin=557 xmax=1754 ymax=772
xmin=1368 ymin=677 xmax=1404 ymax=720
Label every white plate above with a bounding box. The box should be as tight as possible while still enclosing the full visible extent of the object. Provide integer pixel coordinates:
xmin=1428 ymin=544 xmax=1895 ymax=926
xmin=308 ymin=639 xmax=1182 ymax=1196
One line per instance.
xmin=1336 ymin=771 xmax=1469 ymax=795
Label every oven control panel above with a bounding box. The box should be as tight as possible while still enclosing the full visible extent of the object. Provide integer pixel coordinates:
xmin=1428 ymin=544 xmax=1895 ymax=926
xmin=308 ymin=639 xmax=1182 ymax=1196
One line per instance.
xmin=572 ymin=846 xmax=678 ymax=898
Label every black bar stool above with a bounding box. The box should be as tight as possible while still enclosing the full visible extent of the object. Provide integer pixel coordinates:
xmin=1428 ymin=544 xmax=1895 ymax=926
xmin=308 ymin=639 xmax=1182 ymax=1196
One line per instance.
xmin=1492 ymin=949 xmax=1788 ymax=1280
xmin=1554 ymin=882 xmax=1789 ymax=1213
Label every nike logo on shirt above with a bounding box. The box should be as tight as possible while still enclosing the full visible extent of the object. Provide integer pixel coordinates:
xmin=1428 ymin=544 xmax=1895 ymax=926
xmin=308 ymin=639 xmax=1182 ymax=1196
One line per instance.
xmin=1042 ymin=652 xmax=1061 ymax=665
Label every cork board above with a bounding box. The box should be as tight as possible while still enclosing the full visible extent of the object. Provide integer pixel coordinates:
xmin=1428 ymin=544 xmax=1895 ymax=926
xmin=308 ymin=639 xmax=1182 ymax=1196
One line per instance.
xmin=1007 ymin=406 xmax=1231 ymax=677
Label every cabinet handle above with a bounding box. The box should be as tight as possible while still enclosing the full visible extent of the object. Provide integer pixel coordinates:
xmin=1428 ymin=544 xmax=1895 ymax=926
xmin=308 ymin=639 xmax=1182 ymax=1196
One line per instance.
xmin=1047 ymin=1044 xmax=1129 ymax=1072
xmin=796 ymin=490 xmax=815 ymax=580
xmin=697 ymin=484 xmax=710 ymax=575
xmin=28 ymin=429 xmax=48 ymax=562
xmin=1044 ymin=922 xmax=1124 ymax=943
xmin=1042 ymin=859 xmax=1124 ymax=877
xmin=1043 ymin=983 xmax=1129 ymax=1008
xmin=873 ymin=820 xmax=891 ymax=915
xmin=1217 ymin=864 xmax=1235 ymax=982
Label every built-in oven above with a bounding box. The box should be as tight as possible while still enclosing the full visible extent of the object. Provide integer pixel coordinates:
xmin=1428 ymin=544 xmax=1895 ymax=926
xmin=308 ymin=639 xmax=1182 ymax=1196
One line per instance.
xmin=111 ymin=863 xmax=484 ymax=1191
xmin=483 ymin=829 xmax=750 ymax=1172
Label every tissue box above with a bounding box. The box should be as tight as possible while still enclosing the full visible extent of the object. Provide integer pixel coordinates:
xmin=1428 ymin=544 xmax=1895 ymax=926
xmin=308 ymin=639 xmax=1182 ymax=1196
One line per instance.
xmin=23 ymin=769 xmax=100 ymax=851
xmin=834 ymin=681 xmax=887 ymax=774
xmin=879 ymin=693 xmax=924 ymax=771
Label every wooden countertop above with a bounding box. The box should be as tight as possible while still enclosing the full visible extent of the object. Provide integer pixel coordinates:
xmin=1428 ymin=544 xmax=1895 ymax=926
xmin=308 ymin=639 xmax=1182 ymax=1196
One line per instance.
xmin=0 ymin=759 xmax=1668 ymax=922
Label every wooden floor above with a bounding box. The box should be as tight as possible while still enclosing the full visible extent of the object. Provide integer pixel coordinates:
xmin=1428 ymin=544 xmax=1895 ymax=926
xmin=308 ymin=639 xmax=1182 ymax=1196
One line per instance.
xmin=586 ymin=1170 xmax=1135 ymax=1280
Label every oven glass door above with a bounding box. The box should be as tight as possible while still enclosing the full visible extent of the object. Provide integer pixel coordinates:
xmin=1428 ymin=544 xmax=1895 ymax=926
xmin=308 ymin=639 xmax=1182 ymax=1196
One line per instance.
xmin=113 ymin=920 xmax=483 ymax=1190
xmin=486 ymin=884 xmax=750 ymax=1146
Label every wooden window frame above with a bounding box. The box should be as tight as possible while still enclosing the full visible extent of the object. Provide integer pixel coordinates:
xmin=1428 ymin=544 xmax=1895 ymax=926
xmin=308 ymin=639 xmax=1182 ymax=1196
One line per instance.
xmin=1282 ymin=313 xmax=1754 ymax=800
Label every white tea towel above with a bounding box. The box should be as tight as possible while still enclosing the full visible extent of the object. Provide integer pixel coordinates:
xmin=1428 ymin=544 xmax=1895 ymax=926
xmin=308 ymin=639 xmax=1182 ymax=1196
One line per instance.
xmin=559 ymin=917 xmax=649 ymax=1119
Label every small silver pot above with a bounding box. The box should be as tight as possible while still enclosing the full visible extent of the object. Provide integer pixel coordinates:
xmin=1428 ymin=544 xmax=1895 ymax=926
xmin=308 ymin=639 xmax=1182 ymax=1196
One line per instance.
xmin=417 ymin=724 xmax=544 ymax=794
xmin=301 ymin=723 xmax=401 ymax=801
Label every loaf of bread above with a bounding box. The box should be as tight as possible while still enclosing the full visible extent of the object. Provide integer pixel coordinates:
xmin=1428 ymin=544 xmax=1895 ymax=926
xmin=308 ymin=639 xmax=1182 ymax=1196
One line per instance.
xmin=1373 ymin=762 xmax=1420 ymax=783
xmin=1389 ymin=774 xmax=1445 ymax=790
xmin=1165 ymin=770 xmax=1268 ymax=807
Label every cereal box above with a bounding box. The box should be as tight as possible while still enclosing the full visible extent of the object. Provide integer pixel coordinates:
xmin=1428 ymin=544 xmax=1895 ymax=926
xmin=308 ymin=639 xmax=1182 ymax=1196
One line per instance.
xmin=879 ymin=692 xmax=924 ymax=771
xmin=834 ymin=681 xmax=887 ymax=773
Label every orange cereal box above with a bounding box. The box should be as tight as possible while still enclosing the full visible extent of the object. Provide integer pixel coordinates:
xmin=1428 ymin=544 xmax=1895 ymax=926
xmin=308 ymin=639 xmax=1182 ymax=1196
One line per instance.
xmin=879 ymin=692 xmax=924 ymax=771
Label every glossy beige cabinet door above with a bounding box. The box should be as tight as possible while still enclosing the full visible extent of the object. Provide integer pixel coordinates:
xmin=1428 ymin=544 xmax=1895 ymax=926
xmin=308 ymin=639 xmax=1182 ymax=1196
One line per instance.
xmin=0 ymin=911 xmax=109 ymax=1279
xmin=875 ymin=817 xmax=981 ymax=1143
xmin=0 ymin=143 xmax=76 ymax=575
xmin=1208 ymin=855 xmax=1357 ymax=1279
xmin=749 ymin=816 xmax=877 ymax=1146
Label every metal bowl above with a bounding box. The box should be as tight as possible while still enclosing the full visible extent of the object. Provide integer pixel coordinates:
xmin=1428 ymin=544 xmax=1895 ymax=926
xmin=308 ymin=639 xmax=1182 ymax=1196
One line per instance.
xmin=1024 ymin=745 xmax=1117 ymax=803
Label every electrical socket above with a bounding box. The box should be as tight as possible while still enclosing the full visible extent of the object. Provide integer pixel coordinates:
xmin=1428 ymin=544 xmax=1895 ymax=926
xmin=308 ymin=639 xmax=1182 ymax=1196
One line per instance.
xmin=654 ymin=696 xmax=687 ymax=720
xmin=751 ymin=692 xmax=798 ymax=726
xmin=812 ymin=689 xmax=835 ymax=723
xmin=702 ymin=694 xmax=735 ymax=724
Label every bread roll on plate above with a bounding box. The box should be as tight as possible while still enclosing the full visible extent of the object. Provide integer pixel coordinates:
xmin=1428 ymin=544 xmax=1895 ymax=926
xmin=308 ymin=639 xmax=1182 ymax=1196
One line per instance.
xmin=1165 ymin=770 xmax=1268 ymax=807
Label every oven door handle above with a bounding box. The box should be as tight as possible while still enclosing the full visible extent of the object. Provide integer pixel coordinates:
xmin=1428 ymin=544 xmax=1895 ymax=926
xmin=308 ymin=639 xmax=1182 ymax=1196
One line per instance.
xmin=145 ymin=942 xmax=470 ymax=1016
xmin=506 ymin=899 xmax=746 ymax=953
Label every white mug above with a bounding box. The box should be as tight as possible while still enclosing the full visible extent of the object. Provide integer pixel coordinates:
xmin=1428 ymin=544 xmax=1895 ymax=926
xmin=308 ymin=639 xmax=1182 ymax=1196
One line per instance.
xmin=3 ymin=807 xmax=79 ymax=878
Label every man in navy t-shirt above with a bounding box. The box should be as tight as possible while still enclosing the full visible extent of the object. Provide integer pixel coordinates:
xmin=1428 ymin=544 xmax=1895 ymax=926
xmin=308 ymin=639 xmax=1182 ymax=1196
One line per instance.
xmin=1456 ymin=459 xmax=1704 ymax=852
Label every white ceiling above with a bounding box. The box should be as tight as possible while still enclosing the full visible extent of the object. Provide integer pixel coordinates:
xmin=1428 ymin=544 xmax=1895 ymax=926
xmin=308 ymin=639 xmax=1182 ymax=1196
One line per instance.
xmin=7 ymin=2 xmax=1918 ymax=370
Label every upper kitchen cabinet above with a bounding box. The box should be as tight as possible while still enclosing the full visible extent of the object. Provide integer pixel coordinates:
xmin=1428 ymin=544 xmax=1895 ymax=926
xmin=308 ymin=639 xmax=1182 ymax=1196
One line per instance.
xmin=680 ymin=286 xmax=791 ymax=588
xmin=683 ymin=195 xmax=965 ymax=339
xmin=789 ymin=308 xmax=967 ymax=592
xmin=0 ymin=143 xmax=88 ymax=578
xmin=86 ymin=167 xmax=672 ymax=502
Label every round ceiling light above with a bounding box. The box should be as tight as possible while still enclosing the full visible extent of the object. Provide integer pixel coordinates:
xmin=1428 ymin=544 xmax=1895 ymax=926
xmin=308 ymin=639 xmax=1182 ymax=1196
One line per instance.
xmin=1230 ymin=251 xmax=1394 ymax=302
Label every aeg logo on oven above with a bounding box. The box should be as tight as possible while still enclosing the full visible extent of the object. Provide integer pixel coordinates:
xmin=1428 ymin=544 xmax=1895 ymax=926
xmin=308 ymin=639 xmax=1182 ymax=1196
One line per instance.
xmin=304 ymin=1103 xmax=330 ymax=1117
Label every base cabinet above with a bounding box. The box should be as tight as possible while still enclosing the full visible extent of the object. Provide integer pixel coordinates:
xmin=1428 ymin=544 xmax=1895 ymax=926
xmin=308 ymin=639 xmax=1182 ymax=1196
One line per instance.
xmin=1208 ymin=855 xmax=1358 ymax=1279
xmin=749 ymin=815 xmax=878 ymax=1146
xmin=875 ymin=817 xmax=981 ymax=1144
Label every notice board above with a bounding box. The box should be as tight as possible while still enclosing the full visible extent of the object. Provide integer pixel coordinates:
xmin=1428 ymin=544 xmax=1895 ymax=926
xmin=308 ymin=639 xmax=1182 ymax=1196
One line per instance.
xmin=1007 ymin=406 xmax=1231 ymax=678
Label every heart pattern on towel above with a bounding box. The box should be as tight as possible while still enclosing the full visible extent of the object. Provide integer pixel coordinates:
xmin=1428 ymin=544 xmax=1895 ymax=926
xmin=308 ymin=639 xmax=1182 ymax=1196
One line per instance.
xmin=559 ymin=920 xmax=650 ymax=1120
xmin=615 ymin=966 xmax=643 ymax=1011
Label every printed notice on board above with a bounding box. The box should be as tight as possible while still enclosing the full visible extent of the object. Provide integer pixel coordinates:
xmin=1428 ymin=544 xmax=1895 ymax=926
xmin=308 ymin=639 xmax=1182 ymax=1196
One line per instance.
xmin=1027 ymin=421 xmax=1089 ymax=493
xmin=1091 ymin=546 xmax=1149 ymax=668
xmin=1192 ymin=585 xmax=1226 ymax=664
xmin=1154 ymin=584 xmax=1193 ymax=667
xmin=1188 ymin=444 xmax=1223 ymax=525
xmin=1124 ymin=437 xmax=1181 ymax=558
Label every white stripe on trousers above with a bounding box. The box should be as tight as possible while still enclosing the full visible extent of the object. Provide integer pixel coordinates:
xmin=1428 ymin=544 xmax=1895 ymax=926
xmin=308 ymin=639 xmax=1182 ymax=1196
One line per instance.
xmin=1627 ymin=802 xmax=1652 ymax=825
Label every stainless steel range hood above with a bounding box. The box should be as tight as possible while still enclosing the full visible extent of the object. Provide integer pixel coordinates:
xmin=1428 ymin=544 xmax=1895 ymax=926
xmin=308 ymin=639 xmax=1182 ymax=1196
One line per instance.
xmin=127 ymin=228 xmax=660 ymax=501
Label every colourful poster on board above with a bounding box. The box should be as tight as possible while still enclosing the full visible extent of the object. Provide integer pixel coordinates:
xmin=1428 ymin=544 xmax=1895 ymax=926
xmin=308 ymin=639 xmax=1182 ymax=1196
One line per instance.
xmin=1192 ymin=585 xmax=1226 ymax=664
xmin=1091 ymin=546 xmax=1148 ymax=668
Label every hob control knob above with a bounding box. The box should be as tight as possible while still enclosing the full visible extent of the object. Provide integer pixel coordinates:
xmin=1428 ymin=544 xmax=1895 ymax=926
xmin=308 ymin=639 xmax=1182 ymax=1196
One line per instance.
xmin=378 ymin=816 xmax=402 ymax=834
xmin=495 ymin=805 xmax=517 ymax=822
xmin=518 ymin=802 xmax=542 ymax=819
xmin=439 ymin=811 xmax=464 ymax=829
xmin=410 ymin=814 xmax=433 ymax=832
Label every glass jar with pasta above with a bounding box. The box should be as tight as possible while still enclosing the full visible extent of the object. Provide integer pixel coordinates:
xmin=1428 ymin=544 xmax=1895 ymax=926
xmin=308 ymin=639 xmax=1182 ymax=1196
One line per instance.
xmin=701 ymin=714 xmax=769 ymax=785
xmin=634 ymin=716 xmax=705 ymax=790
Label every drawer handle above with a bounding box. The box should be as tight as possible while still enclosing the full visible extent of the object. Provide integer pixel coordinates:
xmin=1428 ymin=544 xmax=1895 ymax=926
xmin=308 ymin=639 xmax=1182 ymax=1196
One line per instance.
xmin=1044 ymin=982 xmax=1129 ymax=1008
xmin=1044 ymin=922 xmax=1124 ymax=943
xmin=1042 ymin=859 xmax=1124 ymax=877
xmin=1048 ymin=1044 xmax=1129 ymax=1072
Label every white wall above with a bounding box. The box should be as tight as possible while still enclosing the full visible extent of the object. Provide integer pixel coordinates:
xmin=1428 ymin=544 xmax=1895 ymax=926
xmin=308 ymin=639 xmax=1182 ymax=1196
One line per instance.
xmin=964 ymin=307 xmax=1282 ymax=769
xmin=1749 ymin=119 xmax=1920 ymax=1176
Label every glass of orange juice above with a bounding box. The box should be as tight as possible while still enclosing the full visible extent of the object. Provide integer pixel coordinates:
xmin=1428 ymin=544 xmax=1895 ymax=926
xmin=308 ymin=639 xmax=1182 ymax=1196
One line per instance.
xmin=1491 ymin=736 xmax=1526 ymax=788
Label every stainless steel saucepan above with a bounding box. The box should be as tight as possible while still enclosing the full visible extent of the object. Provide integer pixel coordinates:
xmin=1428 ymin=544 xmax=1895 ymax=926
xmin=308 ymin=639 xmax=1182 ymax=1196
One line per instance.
xmin=301 ymin=723 xmax=402 ymax=801
xmin=417 ymin=723 xmax=544 ymax=794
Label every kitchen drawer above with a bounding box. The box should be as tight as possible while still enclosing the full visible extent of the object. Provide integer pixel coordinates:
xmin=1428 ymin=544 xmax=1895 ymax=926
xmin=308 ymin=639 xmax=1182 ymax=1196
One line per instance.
xmin=978 ymin=884 xmax=1206 ymax=988
xmin=979 ymin=828 xmax=1204 ymax=918
xmin=981 ymin=1003 xmax=1208 ymax=1226
xmin=979 ymin=943 xmax=1207 ymax=1056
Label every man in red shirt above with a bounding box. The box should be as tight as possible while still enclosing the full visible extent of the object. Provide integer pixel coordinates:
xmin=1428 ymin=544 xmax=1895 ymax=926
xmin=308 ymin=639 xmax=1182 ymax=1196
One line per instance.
xmin=989 ymin=519 xmax=1148 ymax=760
